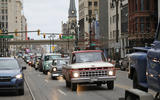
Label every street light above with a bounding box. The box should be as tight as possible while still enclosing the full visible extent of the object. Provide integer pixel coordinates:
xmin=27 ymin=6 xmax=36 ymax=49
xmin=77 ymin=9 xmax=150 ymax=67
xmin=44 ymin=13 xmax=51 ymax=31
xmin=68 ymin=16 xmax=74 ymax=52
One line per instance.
xmin=111 ymin=0 xmax=123 ymax=68
xmin=86 ymin=15 xmax=96 ymax=50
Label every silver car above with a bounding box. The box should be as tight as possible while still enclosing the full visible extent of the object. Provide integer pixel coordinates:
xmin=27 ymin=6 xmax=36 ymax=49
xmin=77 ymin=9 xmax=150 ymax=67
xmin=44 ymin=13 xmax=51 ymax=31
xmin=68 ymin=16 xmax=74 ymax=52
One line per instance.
xmin=50 ymin=58 xmax=69 ymax=79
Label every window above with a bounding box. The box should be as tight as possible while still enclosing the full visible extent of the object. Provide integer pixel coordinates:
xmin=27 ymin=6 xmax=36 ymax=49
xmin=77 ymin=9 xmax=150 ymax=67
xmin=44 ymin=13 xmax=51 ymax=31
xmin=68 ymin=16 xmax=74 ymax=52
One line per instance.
xmin=135 ymin=0 xmax=138 ymax=11
xmin=146 ymin=0 xmax=150 ymax=10
xmin=88 ymin=10 xmax=92 ymax=16
xmin=146 ymin=17 xmax=150 ymax=33
xmin=88 ymin=2 xmax=92 ymax=6
xmin=140 ymin=17 xmax=144 ymax=33
xmin=2 ymin=10 xmax=4 ymax=14
xmin=140 ymin=0 xmax=144 ymax=11
xmin=113 ymin=15 xmax=116 ymax=23
xmin=94 ymin=1 xmax=98 ymax=6
xmin=135 ymin=18 xmax=138 ymax=32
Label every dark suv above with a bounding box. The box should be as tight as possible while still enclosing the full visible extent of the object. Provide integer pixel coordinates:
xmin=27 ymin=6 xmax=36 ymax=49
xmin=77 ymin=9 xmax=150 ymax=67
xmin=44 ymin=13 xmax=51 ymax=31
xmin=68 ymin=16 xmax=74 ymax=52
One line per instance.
xmin=0 ymin=57 xmax=26 ymax=95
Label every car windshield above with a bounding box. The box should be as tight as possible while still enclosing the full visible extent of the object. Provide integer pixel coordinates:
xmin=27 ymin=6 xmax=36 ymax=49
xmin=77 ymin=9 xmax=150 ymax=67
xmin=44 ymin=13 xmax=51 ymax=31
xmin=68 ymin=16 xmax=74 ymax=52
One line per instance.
xmin=45 ymin=55 xmax=61 ymax=61
xmin=58 ymin=60 xmax=68 ymax=65
xmin=75 ymin=52 xmax=106 ymax=63
xmin=26 ymin=56 xmax=30 ymax=60
xmin=0 ymin=59 xmax=19 ymax=70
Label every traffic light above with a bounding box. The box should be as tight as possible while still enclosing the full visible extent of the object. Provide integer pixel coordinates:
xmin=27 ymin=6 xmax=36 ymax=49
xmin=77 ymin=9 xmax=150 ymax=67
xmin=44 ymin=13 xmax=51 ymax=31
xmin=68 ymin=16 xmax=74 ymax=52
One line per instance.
xmin=15 ymin=29 xmax=18 ymax=37
xmin=37 ymin=29 xmax=40 ymax=36
xmin=43 ymin=33 xmax=46 ymax=38
xmin=59 ymin=34 xmax=62 ymax=39
xmin=0 ymin=30 xmax=2 ymax=34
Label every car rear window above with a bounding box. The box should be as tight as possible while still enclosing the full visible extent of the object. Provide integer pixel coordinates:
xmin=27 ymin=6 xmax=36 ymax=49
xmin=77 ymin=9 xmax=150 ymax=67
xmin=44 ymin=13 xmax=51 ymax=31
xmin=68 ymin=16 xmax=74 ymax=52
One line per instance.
xmin=0 ymin=59 xmax=19 ymax=70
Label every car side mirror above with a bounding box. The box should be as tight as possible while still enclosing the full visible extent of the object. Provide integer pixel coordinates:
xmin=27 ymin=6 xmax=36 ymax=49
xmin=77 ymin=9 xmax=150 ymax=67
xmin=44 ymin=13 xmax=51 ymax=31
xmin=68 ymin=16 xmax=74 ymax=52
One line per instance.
xmin=22 ymin=66 xmax=27 ymax=70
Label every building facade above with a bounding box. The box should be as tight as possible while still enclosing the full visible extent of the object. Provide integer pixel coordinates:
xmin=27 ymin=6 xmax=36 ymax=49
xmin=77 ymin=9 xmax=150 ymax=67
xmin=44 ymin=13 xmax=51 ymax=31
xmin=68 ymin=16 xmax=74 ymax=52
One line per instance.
xmin=128 ymin=0 xmax=158 ymax=51
xmin=78 ymin=0 xmax=99 ymax=49
xmin=99 ymin=0 xmax=109 ymax=57
xmin=107 ymin=0 xmax=128 ymax=59
xmin=0 ymin=0 xmax=27 ymax=56
xmin=21 ymin=15 xmax=27 ymax=40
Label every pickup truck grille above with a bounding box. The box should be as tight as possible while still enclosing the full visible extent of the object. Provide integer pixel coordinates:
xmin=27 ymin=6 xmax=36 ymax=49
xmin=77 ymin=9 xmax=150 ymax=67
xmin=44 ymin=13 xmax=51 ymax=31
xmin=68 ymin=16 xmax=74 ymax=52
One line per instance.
xmin=79 ymin=70 xmax=107 ymax=77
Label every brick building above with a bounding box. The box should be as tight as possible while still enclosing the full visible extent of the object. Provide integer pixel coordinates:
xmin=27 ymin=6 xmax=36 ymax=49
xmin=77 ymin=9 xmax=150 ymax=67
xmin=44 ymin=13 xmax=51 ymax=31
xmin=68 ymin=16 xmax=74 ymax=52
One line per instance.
xmin=128 ymin=0 xmax=158 ymax=51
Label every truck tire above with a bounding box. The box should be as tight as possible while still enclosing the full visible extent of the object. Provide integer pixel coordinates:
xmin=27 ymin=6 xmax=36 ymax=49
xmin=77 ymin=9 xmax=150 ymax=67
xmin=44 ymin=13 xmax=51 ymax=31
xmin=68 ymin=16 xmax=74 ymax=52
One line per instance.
xmin=65 ymin=80 xmax=71 ymax=87
xmin=107 ymin=81 xmax=114 ymax=90
xmin=71 ymin=83 xmax=77 ymax=91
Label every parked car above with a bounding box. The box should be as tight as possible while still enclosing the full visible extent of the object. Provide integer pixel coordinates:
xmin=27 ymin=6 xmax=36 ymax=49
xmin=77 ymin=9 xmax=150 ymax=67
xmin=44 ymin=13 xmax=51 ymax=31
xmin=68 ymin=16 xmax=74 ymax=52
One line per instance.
xmin=50 ymin=58 xmax=69 ymax=79
xmin=42 ymin=53 xmax=62 ymax=75
xmin=62 ymin=50 xmax=116 ymax=91
xmin=0 ymin=57 xmax=26 ymax=95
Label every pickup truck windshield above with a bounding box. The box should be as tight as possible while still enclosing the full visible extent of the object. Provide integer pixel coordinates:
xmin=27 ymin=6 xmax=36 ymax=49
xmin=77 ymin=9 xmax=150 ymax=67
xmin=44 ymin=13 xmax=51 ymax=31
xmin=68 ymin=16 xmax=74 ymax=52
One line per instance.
xmin=75 ymin=52 xmax=106 ymax=63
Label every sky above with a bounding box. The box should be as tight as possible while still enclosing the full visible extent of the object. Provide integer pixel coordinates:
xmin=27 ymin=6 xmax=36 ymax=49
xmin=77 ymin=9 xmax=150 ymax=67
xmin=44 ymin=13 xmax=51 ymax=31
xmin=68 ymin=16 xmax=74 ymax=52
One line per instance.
xmin=23 ymin=0 xmax=78 ymax=40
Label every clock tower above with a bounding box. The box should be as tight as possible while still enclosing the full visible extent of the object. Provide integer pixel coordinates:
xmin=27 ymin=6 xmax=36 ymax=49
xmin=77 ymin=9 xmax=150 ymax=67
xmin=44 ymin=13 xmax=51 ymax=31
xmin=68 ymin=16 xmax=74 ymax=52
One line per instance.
xmin=68 ymin=0 xmax=77 ymax=35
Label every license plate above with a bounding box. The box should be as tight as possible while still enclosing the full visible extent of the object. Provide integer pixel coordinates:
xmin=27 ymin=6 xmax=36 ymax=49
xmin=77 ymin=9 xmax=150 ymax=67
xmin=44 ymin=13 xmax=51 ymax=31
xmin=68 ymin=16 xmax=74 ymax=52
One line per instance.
xmin=52 ymin=74 xmax=59 ymax=76
xmin=91 ymin=78 xmax=98 ymax=82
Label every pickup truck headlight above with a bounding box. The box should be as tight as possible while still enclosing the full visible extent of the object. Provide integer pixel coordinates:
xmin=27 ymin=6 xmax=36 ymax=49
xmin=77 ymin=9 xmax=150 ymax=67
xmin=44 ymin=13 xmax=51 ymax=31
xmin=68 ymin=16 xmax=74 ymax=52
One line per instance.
xmin=53 ymin=67 xmax=57 ymax=72
xmin=73 ymin=71 xmax=79 ymax=78
xmin=108 ymin=70 xmax=114 ymax=76
xmin=16 ymin=74 xmax=23 ymax=79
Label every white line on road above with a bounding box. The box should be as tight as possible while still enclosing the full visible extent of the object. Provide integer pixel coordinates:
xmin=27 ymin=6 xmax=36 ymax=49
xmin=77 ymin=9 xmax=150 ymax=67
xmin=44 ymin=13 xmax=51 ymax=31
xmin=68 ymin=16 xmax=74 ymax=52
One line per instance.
xmin=58 ymin=89 xmax=67 ymax=96
xmin=25 ymin=76 xmax=36 ymax=100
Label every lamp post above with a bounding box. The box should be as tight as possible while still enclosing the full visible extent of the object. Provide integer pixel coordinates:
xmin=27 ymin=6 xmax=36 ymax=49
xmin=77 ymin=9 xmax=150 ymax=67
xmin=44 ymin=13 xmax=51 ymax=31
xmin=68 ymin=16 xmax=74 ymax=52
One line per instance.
xmin=111 ymin=0 xmax=123 ymax=68
xmin=86 ymin=15 xmax=95 ymax=50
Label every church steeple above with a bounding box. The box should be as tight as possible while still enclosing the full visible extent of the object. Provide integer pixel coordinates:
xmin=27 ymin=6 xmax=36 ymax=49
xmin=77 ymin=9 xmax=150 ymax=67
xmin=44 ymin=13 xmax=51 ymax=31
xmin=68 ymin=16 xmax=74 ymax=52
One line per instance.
xmin=68 ymin=0 xmax=77 ymax=18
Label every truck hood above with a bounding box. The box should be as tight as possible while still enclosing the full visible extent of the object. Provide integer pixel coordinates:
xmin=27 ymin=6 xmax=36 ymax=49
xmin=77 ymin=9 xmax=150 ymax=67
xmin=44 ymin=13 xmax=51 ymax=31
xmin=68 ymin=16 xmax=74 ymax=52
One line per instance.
xmin=67 ymin=61 xmax=114 ymax=69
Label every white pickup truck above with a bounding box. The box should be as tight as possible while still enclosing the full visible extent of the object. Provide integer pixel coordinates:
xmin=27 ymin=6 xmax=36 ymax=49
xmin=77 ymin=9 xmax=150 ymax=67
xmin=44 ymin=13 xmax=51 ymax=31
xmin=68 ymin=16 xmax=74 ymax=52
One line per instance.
xmin=62 ymin=50 xmax=116 ymax=91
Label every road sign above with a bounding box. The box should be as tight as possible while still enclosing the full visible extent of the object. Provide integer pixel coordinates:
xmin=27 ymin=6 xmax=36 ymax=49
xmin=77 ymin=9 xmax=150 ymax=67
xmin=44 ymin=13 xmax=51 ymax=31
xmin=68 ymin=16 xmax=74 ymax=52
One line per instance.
xmin=62 ymin=35 xmax=73 ymax=39
xmin=0 ymin=35 xmax=14 ymax=38
xmin=91 ymin=43 xmax=96 ymax=46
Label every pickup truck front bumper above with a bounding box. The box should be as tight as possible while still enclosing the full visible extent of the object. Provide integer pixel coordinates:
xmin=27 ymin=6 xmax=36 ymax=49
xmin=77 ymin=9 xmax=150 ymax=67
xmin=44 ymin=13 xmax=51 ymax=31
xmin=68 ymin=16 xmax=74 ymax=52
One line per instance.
xmin=71 ymin=76 xmax=116 ymax=83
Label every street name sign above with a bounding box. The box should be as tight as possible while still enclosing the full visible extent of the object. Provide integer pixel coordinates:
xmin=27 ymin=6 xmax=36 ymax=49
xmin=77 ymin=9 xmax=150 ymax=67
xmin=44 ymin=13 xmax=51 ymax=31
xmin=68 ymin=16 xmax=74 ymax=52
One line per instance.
xmin=0 ymin=35 xmax=14 ymax=38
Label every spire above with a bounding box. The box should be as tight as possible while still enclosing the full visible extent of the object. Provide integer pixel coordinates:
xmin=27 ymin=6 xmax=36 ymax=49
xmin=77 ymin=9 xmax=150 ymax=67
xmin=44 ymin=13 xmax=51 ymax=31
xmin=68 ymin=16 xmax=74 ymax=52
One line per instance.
xmin=68 ymin=0 xmax=77 ymax=18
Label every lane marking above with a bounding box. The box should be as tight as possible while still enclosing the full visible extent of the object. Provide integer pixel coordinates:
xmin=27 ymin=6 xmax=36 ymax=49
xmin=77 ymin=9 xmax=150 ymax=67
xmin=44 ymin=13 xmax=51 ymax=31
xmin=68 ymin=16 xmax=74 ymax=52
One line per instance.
xmin=25 ymin=76 xmax=36 ymax=100
xmin=58 ymin=89 xmax=67 ymax=96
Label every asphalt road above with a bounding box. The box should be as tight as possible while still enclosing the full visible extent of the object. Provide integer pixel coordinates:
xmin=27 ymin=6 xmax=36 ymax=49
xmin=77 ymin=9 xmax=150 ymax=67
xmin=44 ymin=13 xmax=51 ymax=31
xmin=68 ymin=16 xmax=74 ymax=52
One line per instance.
xmin=0 ymin=58 xmax=134 ymax=100
xmin=23 ymin=59 xmax=133 ymax=100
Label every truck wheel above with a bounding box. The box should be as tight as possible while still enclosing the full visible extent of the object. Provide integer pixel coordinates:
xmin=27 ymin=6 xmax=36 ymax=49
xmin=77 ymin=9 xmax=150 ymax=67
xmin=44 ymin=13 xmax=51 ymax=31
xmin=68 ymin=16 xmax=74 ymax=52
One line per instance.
xmin=65 ymin=80 xmax=71 ymax=87
xmin=107 ymin=81 xmax=114 ymax=90
xmin=71 ymin=83 xmax=77 ymax=91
